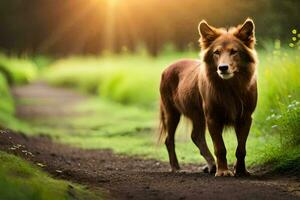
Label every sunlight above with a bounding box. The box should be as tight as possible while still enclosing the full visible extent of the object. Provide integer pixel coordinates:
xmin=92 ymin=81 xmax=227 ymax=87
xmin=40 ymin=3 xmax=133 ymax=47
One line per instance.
xmin=108 ymin=0 xmax=120 ymax=6
xmin=103 ymin=0 xmax=119 ymax=52
xmin=38 ymin=1 xmax=96 ymax=53
xmin=92 ymin=0 xmax=120 ymax=4
xmin=36 ymin=0 xmax=134 ymax=54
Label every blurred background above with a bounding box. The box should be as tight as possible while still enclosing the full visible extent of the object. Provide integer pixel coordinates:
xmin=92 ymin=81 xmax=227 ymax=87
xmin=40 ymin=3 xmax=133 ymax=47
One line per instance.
xmin=0 ymin=0 xmax=299 ymax=56
xmin=0 ymin=1 xmax=300 ymax=199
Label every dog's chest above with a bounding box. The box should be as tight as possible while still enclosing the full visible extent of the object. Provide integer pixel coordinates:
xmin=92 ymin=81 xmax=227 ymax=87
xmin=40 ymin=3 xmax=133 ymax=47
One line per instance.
xmin=205 ymin=90 xmax=244 ymax=125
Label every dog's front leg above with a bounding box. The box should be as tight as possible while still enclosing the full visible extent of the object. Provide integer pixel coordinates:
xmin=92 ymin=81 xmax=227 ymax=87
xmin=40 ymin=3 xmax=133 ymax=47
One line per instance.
xmin=206 ymin=117 xmax=233 ymax=177
xmin=234 ymin=114 xmax=252 ymax=176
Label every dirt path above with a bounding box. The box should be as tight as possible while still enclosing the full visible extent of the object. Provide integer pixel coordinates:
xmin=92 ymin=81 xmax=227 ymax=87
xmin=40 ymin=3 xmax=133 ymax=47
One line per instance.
xmin=1 ymin=82 xmax=299 ymax=200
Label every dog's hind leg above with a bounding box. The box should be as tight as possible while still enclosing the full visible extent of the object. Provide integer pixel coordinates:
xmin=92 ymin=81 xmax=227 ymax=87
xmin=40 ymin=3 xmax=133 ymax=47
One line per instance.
xmin=190 ymin=112 xmax=216 ymax=174
xmin=165 ymin=109 xmax=181 ymax=172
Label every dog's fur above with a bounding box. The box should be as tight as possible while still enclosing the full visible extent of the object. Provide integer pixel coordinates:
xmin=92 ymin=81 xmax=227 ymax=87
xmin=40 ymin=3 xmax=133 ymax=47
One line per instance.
xmin=159 ymin=19 xmax=257 ymax=177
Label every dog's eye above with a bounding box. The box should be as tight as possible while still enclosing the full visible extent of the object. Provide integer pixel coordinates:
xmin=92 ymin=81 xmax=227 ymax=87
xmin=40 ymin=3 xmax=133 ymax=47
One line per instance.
xmin=213 ymin=50 xmax=220 ymax=55
xmin=230 ymin=49 xmax=238 ymax=55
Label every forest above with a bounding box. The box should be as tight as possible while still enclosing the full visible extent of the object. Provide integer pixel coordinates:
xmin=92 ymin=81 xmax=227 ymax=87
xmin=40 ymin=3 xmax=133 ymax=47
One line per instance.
xmin=0 ymin=0 xmax=299 ymax=200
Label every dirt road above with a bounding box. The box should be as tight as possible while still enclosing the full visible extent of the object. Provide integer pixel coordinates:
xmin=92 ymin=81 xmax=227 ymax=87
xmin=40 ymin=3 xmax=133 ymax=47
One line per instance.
xmin=0 ymin=82 xmax=299 ymax=200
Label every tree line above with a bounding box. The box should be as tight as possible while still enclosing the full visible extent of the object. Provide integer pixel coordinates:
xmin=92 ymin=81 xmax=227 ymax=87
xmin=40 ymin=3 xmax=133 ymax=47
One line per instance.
xmin=0 ymin=0 xmax=299 ymax=56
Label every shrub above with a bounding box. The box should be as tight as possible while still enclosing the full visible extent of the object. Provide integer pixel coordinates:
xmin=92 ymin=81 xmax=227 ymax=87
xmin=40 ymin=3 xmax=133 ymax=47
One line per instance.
xmin=0 ymin=73 xmax=14 ymax=116
xmin=0 ymin=54 xmax=37 ymax=85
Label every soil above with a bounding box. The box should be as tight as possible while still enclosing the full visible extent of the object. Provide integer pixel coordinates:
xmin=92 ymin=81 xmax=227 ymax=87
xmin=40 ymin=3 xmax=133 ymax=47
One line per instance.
xmin=0 ymin=82 xmax=299 ymax=200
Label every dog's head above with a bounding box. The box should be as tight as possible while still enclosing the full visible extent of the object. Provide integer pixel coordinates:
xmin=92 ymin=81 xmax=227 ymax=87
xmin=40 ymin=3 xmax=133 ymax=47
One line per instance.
xmin=198 ymin=19 xmax=257 ymax=80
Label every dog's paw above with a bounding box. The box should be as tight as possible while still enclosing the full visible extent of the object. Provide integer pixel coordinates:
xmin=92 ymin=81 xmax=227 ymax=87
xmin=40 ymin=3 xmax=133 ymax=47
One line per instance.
xmin=202 ymin=164 xmax=216 ymax=174
xmin=170 ymin=167 xmax=181 ymax=173
xmin=234 ymin=163 xmax=251 ymax=177
xmin=215 ymin=169 xmax=234 ymax=177
xmin=234 ymin=169 xmax=251 ymax=177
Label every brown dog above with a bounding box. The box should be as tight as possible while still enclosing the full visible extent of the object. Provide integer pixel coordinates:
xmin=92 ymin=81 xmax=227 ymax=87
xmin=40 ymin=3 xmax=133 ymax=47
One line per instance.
xmin=159 ymin=19 xmax=257 ymax=177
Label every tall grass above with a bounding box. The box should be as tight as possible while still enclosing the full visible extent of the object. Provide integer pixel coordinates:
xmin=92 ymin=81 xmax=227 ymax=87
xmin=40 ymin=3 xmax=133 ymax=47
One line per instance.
xmin=0 ymin=74 xmax=14 ymax=119
xmin=254 ymin=49 xmax=300 ymax=142
xmin=0 ymin=54 xmax=37 ymax=85
xmin=44 ymin=52 xmax=197 ymax=107
xmin=0 ymin=54 xmax=38 ymax=128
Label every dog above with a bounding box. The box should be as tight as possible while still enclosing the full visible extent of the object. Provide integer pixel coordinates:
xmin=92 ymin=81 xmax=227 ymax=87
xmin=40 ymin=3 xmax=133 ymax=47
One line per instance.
xmin=159 ymin=19 xmax=257 ymax=177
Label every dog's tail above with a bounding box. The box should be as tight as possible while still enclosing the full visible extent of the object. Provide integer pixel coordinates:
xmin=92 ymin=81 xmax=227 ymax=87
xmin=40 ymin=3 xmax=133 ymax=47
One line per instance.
xmin=158 ymin=100 xmax=167 ymax=144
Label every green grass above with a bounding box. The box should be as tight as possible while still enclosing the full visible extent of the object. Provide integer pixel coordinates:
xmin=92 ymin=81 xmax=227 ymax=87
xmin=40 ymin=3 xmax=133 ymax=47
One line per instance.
xmin=255 ymin=50 xmax=300 ymax=127
xmin=0 ymin=54 xmax=37 ymax=85
xmin=44 ymin=52 xmax=197 ymax=107
xmin=0 ymin=72 xmax=30 ymax=131
xmin=0 ymin=73 xmax=14 ymax=118
xmin=0 ymin=151 xmax=102 ymax=200
xmin=0 ymin=54 xmax=39 ymax=130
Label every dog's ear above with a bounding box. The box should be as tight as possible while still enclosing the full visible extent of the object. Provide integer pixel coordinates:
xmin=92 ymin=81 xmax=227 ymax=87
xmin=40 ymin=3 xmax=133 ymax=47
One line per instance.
xmin=198 ymin=20 xmax=220 ymax=49
xmin=234 ymin=18 xmax=255 ymax=49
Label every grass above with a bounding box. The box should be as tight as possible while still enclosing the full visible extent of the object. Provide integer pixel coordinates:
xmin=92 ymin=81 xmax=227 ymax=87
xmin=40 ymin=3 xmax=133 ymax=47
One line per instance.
xmin=0 ymin=69 xmax=33 ymax=132
xmin=0 ymin=54 xmax=40 ymax=131
xmin=44 ymin=51 xmax=197 ymax=107
xmin=0 ymin=54 xmax=37 ymax=85
xmin=0 ymin=53 xmax=38 ymax=128
xmin=255 ymin=49 xmax=300 ymax=125
xmin=0 ymin=151 xmax=103 ymax=200
xmin=0 ymin=73 xmax=14 ymax=118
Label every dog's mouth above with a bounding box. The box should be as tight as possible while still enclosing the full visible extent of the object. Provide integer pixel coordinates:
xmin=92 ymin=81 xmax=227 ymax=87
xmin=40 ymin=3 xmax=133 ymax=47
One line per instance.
xmin=217 ymin=71 xmax=234 ymax=80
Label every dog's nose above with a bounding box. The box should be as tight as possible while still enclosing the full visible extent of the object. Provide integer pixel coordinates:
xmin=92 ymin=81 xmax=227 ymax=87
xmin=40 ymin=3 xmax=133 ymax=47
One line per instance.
xmin=218 ymin=64 xmax=229 ymax=72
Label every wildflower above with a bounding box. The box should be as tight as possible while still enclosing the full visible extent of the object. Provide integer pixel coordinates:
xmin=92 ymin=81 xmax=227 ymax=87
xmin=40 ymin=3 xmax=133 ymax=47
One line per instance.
xmin=271 ymin=125 xmax=278 ymax=129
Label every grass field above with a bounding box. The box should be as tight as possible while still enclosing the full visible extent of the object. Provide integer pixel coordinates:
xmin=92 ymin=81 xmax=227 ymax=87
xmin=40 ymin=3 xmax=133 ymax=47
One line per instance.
xmin=0 ymin=46 xmax=299 ymax=176
xmin=22 ymin=46 xmax=297 ymax=172
xmin=44 ymin=51 xmax=197 ymax=107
